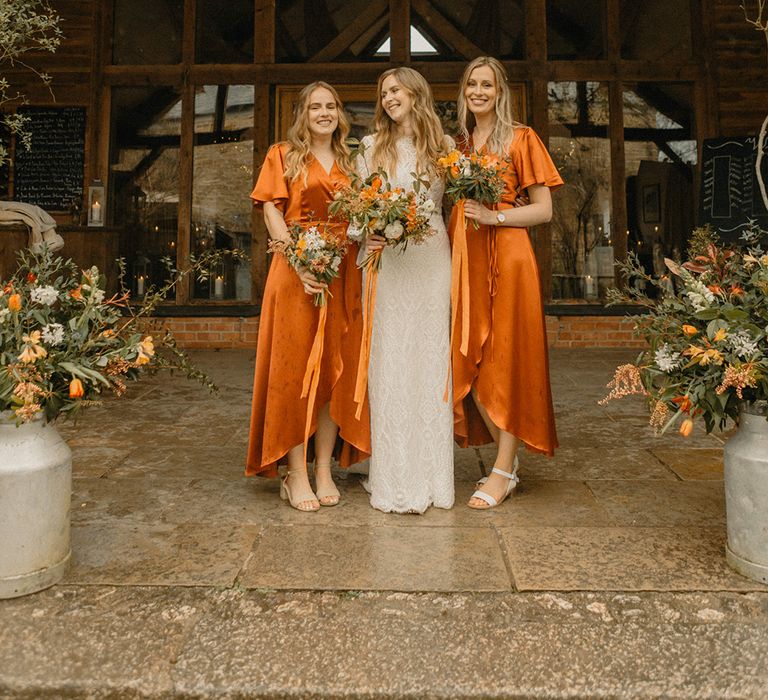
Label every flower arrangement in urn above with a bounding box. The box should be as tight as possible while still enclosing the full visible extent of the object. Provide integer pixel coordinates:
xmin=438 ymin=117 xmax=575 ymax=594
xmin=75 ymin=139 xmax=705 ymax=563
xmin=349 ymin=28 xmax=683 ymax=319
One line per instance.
xmin=0 ymin=249 xmax=213 ymax=424
xmin=602 ymin=225 xmax=768 ymax=435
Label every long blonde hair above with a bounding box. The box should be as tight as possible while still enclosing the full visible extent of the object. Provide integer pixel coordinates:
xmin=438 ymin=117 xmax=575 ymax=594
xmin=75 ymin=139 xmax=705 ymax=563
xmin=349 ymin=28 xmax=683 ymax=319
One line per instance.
xmin=283 ymin=81 xmax=352 ymax=182
xmin=371 ymin=67 xmax=448 ymax=175
xmin=457 ymin=57 xmax=522 ymax=157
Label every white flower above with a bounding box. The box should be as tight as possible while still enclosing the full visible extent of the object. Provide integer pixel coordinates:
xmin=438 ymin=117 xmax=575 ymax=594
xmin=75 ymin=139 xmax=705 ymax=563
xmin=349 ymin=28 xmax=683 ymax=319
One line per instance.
xmin=41 ymin=323 xmax=64 ymax=346
xmin=331 ymin=256 xmax=342 ymax=271
xmin=727 ymin=330 xmax=759 ymax=359
xmin=654 ymin=343 xmax=683 ymax=372
xmin=30 ymin=285 xmax=59 ymax=306
xmin=0 ymin=308 xmax=9 ymax=324
xmin=373 ymin=218 xmax=386 ymax=231
xmin=420 ymin=199 xmax=435 ymax=213
xmin=384 ymin=221 xmax=404 ymax=240
xmin=685 ymin=280 xmax=715 ymax=311
xmin=92 ymin=289 xmax=105 ymax=304
xmin=347 ymin=222 xmax=365 ymax=242
xmin=303 ymin=227 xmax=325 ymax=250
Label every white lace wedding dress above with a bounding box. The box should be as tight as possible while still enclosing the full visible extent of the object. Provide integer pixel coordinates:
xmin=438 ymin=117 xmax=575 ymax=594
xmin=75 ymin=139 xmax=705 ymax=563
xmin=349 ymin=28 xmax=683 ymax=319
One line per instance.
xmin=357 ymin=135 xmax=455 ymax=513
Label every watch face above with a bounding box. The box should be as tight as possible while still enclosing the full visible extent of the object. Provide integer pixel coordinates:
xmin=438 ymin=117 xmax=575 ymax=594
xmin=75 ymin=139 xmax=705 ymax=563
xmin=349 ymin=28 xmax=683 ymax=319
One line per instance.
xmin=496 ymin=212 xmax=505 ymax=223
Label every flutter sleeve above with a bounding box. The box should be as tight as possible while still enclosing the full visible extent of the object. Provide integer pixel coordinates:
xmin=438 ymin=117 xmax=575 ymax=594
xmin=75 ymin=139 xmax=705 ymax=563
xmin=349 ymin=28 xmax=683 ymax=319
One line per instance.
xmin=511 ymin=127 xmax=564 ymax=192
xmin=250 ymin=144 xmax=290 ymax=212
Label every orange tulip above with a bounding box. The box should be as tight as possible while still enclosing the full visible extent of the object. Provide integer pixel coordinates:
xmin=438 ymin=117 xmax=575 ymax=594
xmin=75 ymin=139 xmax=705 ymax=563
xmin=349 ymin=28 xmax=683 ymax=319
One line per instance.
xmin=69 ymin=378 xmax=84 ymax=398
xmin=672 ymin=395 xmax=692 ymax=413
xmin=679 ymin=418 xmax=694 ymax=437
xmin=8 ymin=294 xmax=21 ymax=312
xmin=682 ymin=324 xmax=698 ymax=336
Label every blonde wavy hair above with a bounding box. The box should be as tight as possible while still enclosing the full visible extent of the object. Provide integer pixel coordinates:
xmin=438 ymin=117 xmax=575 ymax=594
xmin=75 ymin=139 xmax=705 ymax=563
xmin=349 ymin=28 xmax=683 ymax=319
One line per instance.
xmin=371 ymin=67 xmax=448 ymax=175
xmin=283 ymin=81 xmax=352 ymax=182
xmin=457 ymin=57 xmax=523 ymax=157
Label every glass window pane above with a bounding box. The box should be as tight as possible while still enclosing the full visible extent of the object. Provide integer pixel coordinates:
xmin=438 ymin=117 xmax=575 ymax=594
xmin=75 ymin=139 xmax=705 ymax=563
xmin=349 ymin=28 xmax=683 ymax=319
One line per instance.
xmin=547 ymin=0 xmax=605 ymax=60
xmin=276 ymin=0 xmax=389 ymax=62
xmin=109 ymin=87 xmax=183 ymax=300
xmin=548 ymin=81 xmax=613 ymax=302
xmin=191 ymin=85 xmax=254 ymax=302
xmin=196 ymin=0 xmax=254 ymax=63
xmin=621 ymin=0 xmax=691 ymax=60
xmin=623 ymin=83 xmax=696 ymax=281
xmin=112 ymin=0 xmax=183 ymax=65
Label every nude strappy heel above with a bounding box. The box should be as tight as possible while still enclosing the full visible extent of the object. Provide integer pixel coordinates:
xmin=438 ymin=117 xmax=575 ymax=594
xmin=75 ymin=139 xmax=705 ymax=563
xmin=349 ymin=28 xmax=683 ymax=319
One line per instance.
xmin=313 ymin=462 xmax=340 ymax=507
xmin=280 ymin=471 xmax=320 ymax=512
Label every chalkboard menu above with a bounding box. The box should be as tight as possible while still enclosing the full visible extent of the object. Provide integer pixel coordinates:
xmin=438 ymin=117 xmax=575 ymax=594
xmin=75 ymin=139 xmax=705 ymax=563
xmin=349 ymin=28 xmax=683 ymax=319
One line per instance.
xmin=13 ymin=107 xmax=85 ymax=211
xmin=699 ymin=136 xmax=768 ymax=241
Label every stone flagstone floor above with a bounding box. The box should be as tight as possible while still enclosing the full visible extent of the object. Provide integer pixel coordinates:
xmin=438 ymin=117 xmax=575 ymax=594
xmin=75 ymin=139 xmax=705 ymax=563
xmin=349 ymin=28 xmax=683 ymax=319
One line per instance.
xmin=1 ymin=348 xmax=767 ymax=699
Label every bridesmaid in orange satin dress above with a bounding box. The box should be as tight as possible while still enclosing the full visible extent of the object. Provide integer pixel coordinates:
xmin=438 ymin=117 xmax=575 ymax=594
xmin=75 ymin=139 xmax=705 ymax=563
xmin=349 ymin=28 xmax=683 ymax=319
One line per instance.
xmin=449 ymin=57 xmax=563 ymax=509
xmin=245 ymin=81 xmax=369 ymax=511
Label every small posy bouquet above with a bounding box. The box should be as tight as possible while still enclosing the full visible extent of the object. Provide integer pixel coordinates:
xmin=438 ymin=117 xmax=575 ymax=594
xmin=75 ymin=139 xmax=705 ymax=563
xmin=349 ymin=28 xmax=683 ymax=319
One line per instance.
xmin=601 ymin=226 xmax=768 ymax=436
xmin=268 ymin=222 xmax=349 ymax=306
xmin=329 ymin=170 xmax=436 ymax=269
xmin=438 ymin=149 xmax=506 ymax=213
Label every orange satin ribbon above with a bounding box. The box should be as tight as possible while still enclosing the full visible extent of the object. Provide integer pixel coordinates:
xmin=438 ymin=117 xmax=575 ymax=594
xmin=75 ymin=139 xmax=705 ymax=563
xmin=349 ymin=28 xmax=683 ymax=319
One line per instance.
xmin=487 ymin=224 xmax=499 ymax=361
xmin=353 ymin=254 xmax=380 ymax=420
xmin=445 ymin=199 xmax=471 ymax=402
xmin=300 ymin=301 xmax=328 ymax=466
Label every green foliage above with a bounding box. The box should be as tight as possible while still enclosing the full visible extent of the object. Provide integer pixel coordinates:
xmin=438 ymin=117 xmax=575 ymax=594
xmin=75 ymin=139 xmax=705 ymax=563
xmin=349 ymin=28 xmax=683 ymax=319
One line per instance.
xmin=0 ymin=247 xmax=240 ymax=424
xmin=0 ymin=0 xmax=62 ymax=167
xmin=604 ymin=224 xmax=768 ymax=434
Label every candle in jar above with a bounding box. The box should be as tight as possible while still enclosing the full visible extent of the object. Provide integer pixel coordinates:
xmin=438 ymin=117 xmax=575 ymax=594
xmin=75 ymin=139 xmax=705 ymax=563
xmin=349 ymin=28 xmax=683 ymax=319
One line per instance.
xmin=137 ymin=275 xmax=145 ymax=297
xmin=214 ymin=275 xmax=224 ymax=299
xmin=91 ymin=200 xmax=102 ymax=224
xmin=585 ymin=274 xmax=597 ymax=298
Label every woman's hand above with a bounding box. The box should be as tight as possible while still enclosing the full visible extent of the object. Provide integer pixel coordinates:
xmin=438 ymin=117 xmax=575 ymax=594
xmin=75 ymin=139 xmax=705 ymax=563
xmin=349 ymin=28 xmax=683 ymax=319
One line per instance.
xmin=366 ymin=234 xmax=387 ymax=255
xmin=463 ymin=199 xmax=494 ymax=226
xmin=512 ymin=190 xmax=530 ymax=208
xmin=296 ymin=267 xmax=327 ymax=295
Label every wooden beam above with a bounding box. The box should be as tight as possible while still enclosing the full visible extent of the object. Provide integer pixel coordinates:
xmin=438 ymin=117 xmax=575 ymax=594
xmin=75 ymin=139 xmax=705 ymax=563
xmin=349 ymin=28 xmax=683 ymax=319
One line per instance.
xmin=606 ymin=0 xmax=622 ymax=61
xmin=525 ymin=0 xmax=547 ymax=62
xmin=608 ymin=81 xmax=628 ymax=287
xmin=410 ymin=0 xmax=484 ymax=60
xmin=251 ymin=82 xmax=271 ymax=302
xmin=309 ymin=0 xmax=388 ymax=62
xmin=389 ymin=0 xmax=410 ymax=63
xmin=254 ymin=0 xmax=275 ymax=63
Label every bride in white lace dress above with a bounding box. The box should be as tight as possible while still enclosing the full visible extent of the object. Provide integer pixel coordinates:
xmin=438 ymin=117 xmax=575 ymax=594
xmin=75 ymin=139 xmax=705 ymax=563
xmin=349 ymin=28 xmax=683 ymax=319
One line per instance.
xmin=356 ymin=67 xmax=454 ymax=513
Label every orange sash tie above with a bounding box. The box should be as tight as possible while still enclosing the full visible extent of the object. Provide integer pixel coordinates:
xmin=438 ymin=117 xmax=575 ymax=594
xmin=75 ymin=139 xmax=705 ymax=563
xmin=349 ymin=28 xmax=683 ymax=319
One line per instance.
xmin=487 ymin=224 xmax=499 ymax=361
xmin=353 ymin=253 xmax=380 ymax=420
xmin=300 ymin=301 xmax=328 ymax=466
xmin=445 ymin=199 xmax=471 ymax=401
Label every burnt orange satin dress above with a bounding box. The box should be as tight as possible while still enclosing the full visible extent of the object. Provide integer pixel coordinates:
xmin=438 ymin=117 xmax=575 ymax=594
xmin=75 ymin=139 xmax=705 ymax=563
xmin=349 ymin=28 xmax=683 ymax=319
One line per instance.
xmin=245 ymin=143 xmax=370 ymax=477
xmin=449 ymin=127 xmax=563 ymax=456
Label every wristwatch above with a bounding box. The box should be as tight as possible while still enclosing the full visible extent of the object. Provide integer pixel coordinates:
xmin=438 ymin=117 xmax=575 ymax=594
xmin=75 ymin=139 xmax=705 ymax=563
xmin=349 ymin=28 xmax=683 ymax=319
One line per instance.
xmin=495 ymin=211 xmax=506 ymax=225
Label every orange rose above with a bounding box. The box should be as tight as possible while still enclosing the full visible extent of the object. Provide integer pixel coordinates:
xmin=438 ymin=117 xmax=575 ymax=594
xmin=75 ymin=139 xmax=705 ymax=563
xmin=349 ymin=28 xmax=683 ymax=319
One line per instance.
xmin=69 ymin=378 xmax=84 ymax=398
xmin=370 ymin=176 xmax=382 ymax=190
xmin=682 ymin=324 xmax=698 ymax=336
xmin=679 ymin=418 xmax=694 ymax=437
xmin=8 ymin=294 xmax=21 ymax=312
xmin=26 ymin=272 xmax=37 ymax=283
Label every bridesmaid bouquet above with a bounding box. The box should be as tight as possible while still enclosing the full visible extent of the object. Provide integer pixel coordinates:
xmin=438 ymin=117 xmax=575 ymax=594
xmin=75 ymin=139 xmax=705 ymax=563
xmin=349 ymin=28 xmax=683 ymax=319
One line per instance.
xmin=268 ymin=222 xmax=349 ymax=306
xmin=438 ymin=150 xmax=507 ymax=219
xmin=329 ymin=171 xmax=435 ymax=270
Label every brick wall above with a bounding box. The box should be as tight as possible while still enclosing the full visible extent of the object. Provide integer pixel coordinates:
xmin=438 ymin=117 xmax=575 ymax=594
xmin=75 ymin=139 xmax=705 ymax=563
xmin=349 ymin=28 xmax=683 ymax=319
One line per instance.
xmin=153 ymin=315 xmax=646 ymax=350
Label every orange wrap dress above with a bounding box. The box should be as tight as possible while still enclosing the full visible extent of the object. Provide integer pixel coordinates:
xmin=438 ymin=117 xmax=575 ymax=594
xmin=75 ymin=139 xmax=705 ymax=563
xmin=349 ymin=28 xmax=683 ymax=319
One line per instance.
xmin=245 ymin=143 xmax=370 ymax=477
xmin=449 ymin=127 xmax=563 ymax=457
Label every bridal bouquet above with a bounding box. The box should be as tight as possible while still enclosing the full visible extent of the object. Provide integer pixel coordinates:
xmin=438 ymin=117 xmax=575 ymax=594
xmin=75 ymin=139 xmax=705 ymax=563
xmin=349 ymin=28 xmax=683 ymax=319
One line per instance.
xmin=329 ymin=170 xmax=436 ymax=417
xmin=600 ymin=226 xmax=768 ymax=436
xmin=329 ymin=171 xmax=436 ymax=269
xmin=438 ymin=149 xmax=507 ymax=212
xmin=268 ymin=222 xmax=349 ymax=306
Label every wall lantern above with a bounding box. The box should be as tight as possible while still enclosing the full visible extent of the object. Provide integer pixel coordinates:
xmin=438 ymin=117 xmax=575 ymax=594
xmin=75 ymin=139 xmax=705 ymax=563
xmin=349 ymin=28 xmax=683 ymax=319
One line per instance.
xmin=87 ymin=180 xmax=106 ymax=227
